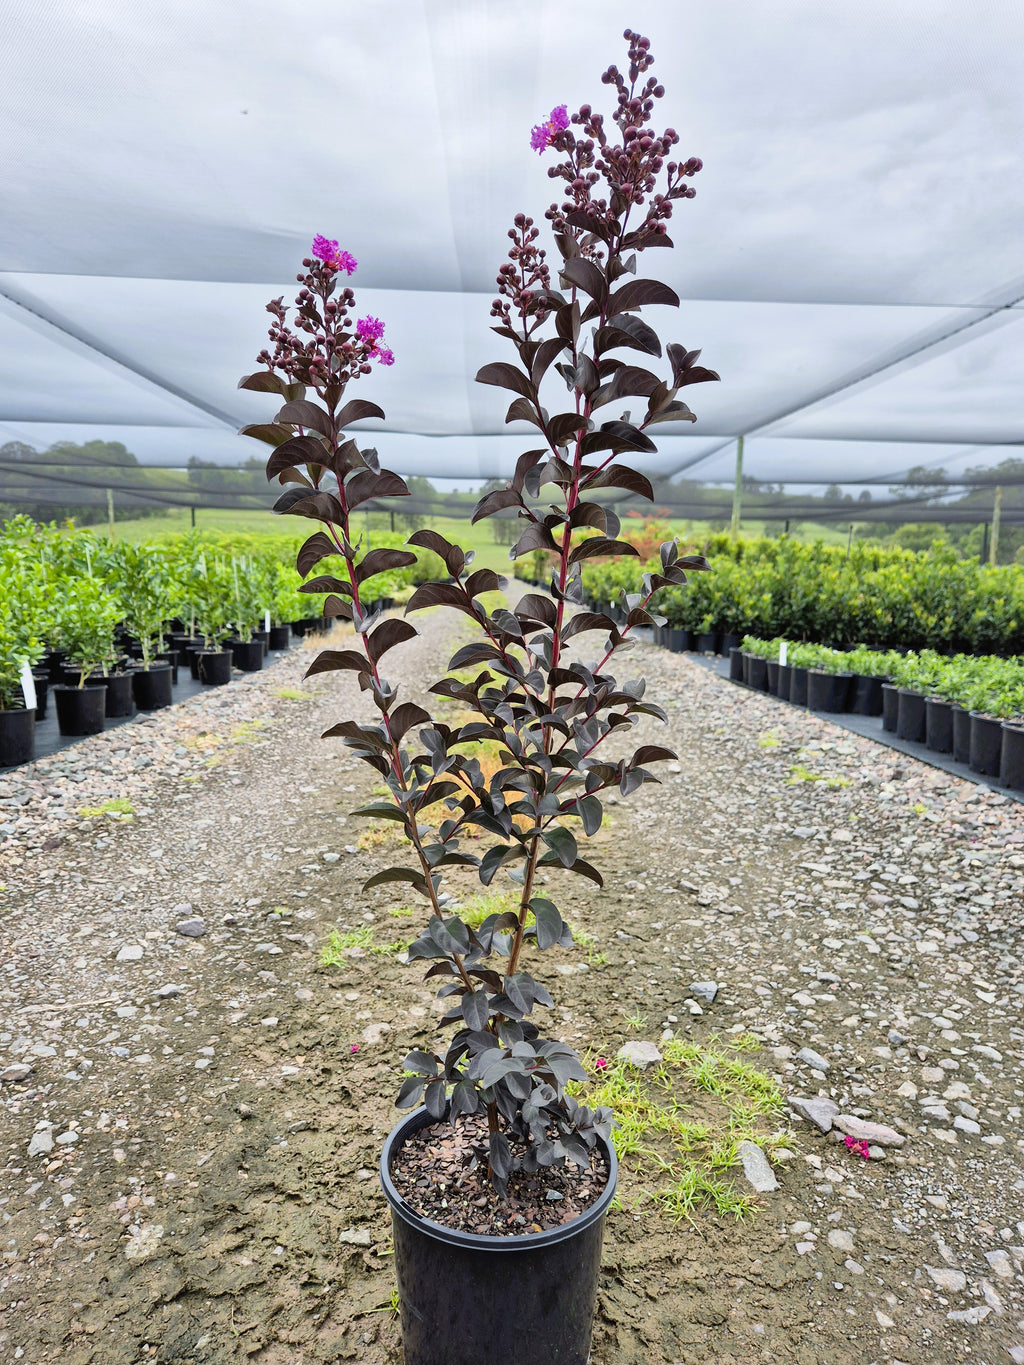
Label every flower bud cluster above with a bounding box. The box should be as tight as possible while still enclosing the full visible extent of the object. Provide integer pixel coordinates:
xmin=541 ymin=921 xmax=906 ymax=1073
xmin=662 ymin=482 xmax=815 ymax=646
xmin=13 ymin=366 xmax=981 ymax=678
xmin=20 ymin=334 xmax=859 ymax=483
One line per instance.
xmin=490 ymin=214 xmax=552 ymax=333
xmin=256 ymin=240 xmax=394 ymax=388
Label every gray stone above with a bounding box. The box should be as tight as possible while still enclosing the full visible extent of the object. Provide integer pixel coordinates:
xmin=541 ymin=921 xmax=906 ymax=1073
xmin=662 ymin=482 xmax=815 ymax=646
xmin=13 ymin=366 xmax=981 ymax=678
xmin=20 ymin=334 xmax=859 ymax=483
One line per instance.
xmin=983 ymin=1249 xmax=1013 ymax=1279
xmin=795 ymin=1047 xmax=830 ymax=1072
xmin=175 ymin=917 xmax=207 ymax=938
xmin=28 ymin=1124 xmax=54 ymax=1157
xmin=154 ymin=984 xmax=182 ymax=999
xmin=617 ymin=1041 xmax=663 ymax=1070
xmin=924 ymin=1266 xmax=966 ymax=1291
xmin=952 ymin=1115 xmax=981 ymax=1135
xmin=789 ymin=1095 xmax=839 ymax=1133
xmin=827 ymin=1229 xmax=855 ymax=1252
xmin=833 ymin=1114 xmax=906 ymax=1148
xmin=689 ymin=981 xmax=719 ymax=1004
xmin=338 ymin=1227 xmax=372 ymax=1246
xmin=737 ymin=1140 xmax=778 ymax=1192
xmin=55 ymin=1130 xmax=79 ymax=1145
xmin=1 ymin=1062 xmax=33 ymax=1083
xmin=115 ymin=944 xmax=144 ymax=962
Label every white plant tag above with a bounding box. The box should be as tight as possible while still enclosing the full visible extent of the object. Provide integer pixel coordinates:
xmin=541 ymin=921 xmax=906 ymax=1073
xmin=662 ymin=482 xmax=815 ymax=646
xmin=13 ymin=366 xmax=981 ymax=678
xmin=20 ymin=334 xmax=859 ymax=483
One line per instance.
xmin=19 ymin=661 xmax=37 ymax=712
xmin=264 ymin=610 xmax=271 ymax=632
xmin=779 ymin=641 xmax=788 ymax=666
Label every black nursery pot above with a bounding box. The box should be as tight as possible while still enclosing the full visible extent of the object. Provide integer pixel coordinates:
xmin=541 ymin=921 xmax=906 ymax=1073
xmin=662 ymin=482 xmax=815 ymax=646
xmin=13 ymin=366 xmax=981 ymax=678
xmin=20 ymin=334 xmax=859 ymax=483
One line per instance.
xmin=808 ymin=669 xmax=850 ymax=713
xmin=268 ymin=624 xmax=291 ymax=651
xmin=104 ymin=672 xmax=135 ymax=718
xmin=969 ymin=712 xmax=1002 ymax=777
xmin=669 ymin=628 xmax=692 ymax=653
xmin=31 ymin=671 xmax=49 ymax=721
xmin=0 ymin=707 xmax=35 ymax=767
xmin=881 ymin=683 xmax=899 ymax=733
xmin=729 ymin=647 xmax=744 ymax=682
xmin=766 ymin=659 xmax=780 ymax=695
xmin=748 ymin=656 xmax=769 ymax=692
xmin=54 ymin=683 xmax=107 ymax=736
xmin=720 ymin=632 xmax=742 ymax=657
xmin=154 ymin=652 xmax=179 ymax=685
xmin=380 ymin=1107 xmax=618 ymax=1365
xmin=1000 ymin=723 xmax=1024 ymax=792
xmin=696 ymin=631 xmax=719 ymax=655
xmin=849 ymin=673 xmax=883 ymax=717
xmin=789 ymin=665 xmax=808 ymax=707
xmin=197 ymin=650 xmax=232 ymax=686
xmin=252 ymin=628 xmax=270 ymax=659
xmin=132 ymin=662 xmax=173 ymax=712
xmin=925 ymin=697 xmax=954 ymax=754
xmin=741 ymin=652 xmax=752 ymax=685
xmin=776 ymin=662 xmax=793 ymax=700
xmin=952 ymin=705 xmax=972 ymax=765
xmin=896 ymin=688 xmax=927 ymax=743
xmin=231 ymin=639 xmax=264 ymax=672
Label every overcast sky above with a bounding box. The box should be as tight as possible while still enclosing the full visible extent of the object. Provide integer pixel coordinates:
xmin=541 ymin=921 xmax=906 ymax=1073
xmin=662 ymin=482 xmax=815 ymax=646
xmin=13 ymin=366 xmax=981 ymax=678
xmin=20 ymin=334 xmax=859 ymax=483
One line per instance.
xmin=0 ymin=0 xmax=1021 ymax=490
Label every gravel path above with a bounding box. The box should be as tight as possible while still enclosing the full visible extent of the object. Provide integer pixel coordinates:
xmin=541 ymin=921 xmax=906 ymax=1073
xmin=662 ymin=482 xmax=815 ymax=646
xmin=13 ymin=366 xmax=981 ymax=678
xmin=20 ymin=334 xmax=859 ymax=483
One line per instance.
xmin=0 ymin=609 xmax=1021 ymax=1365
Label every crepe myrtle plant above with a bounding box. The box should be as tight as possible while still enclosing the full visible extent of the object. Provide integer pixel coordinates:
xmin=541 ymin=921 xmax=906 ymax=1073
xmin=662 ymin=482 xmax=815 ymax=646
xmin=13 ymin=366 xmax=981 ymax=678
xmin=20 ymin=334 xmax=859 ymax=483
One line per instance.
xmin=240 ymin=30 xmax=718 ymax=1194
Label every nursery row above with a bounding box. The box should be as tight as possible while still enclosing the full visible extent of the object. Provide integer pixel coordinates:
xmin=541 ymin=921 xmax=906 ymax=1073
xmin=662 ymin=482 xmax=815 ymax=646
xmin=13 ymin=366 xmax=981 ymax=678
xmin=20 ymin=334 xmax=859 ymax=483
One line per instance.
xmin=731 ymin=636 xmax=1024 ymax=793
xmin=0 ymin=516 xmax=426 ymax=711
xmin=573 ymin=535 xmax=1024 ymax=654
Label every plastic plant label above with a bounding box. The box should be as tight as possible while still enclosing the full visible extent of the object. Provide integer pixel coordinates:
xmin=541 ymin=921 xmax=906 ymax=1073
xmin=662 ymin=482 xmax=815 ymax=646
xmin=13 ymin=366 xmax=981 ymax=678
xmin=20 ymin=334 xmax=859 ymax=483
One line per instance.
xmin=264 ymin=610 xmax=271 ymax=631
xmin=779 ymin=641 xmax=788 ymax=666
xmin=19 ymin=661 xmax=37 ymax=711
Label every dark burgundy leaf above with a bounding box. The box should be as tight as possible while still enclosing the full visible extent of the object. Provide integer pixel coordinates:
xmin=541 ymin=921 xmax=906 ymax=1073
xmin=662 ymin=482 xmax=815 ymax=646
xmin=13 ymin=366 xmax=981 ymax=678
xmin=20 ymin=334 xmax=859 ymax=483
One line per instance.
xmin=608 ymin=278 xmax=680 ymax=312
xmin=632 ymin=745 xmax=677 ymax=765
xmin=363 ymin=867 xmax=428 ymax=892
xmin=515 ymin=594 xmax=557 ymax=628
xmin=366 ymin=618 xmax=418 ymax=665
xmin=238 ymin=369 xmax=288 ymax=395
xmin=462 ymin=990 xmax=489 ymax=1031
xmin=322 ymin=595 xmax=353 ymax=619
xmin=645 ymin=401 xmax=696 ymax=425
xmin=547 ymin=412 xmax=590 ymax=448
xmin=579 ymin=421 xmax=657 ymax=456
xmin=388 ymin=702 xmax=431 ymax=741
xmin=276 ymin=399 xmax=333 ymax=438
xmin=464 ymin=568 xmax=505 ymax=597
xmin=424 ymin=1080 xmax=447 ymax=1119
xmin=595 ymin=313 xmax=662 ymax=358
xmin=511 ymin=523 xmax=558 ymax=557
xmin=561 ymin=612 xmax=614 ymax=641
xmin=488 ymin=1131 xmax=512 ymax=1181
xmin=567 ymin=537 xmax=640 ymax=565
xmin=336 ymin=398 xmax=385 ymax=429
xmin=531 ymin=336 xmax=570 ymax=388
xmin=239 ymin=423 xmax=292 ymax=447
xmin=297 ymin=534 xmax=339 ymax=586
xmin=345 ymin=468 xmax=409 ymax=510
xmin=476 ymin=362 xmax=535 ymax=399
xmin=471 ymin=488 xmax=521 ymax=524
xmin=303 ymin=649 xmax=371 ymax=678
xmin=559 ymin=256 xmax=607 ymax=301
xmin=355 ymin=548 xmax=418 ymax=583
xmin=505 ymin=397 xmax=543 ymax=428
xmin=676 ymin=366 xmax=721 ymax=387
xmin=406 ymin=582 xmax=472 ymax=614
xmin=584 ymin=465 xmax=654 ymax=500
xmin=529 ymin=898 xmax=566 ymax=950
xmin=396 ymin=1076 xmax=425 ymax=1108
xmin=265 ymin=435 xmax=328 ymax=480
xmin=273 ymin=487 xmax=345 ymax=522
xmin=449 ymin=1081 xmax=478 ymax=1120
xmin=297 ymin=575 xmax=351 ymax=595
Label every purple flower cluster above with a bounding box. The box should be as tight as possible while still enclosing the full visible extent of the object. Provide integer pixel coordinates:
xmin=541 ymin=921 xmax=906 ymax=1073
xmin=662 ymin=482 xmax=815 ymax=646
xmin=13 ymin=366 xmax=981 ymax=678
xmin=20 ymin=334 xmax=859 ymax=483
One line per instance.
xmin=529 ymin=104 xmax=569 ymax=154
xmin=357 ymin=315 xmax=394 ymax=366
xmin=311 ymin=234 xmax=357 ymax=275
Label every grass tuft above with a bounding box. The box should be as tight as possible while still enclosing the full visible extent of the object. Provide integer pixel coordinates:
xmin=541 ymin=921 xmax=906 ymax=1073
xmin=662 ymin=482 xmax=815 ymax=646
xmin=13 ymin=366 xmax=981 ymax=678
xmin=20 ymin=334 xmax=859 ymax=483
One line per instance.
xmin=78 ymin=797 xmax=135 ymax=818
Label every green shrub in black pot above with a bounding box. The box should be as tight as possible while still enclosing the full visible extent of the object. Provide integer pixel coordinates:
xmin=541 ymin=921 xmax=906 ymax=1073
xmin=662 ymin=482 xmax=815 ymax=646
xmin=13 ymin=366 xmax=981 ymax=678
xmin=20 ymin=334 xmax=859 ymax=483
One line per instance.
xmin=242 ymin=31 xmax=717 ymax=1365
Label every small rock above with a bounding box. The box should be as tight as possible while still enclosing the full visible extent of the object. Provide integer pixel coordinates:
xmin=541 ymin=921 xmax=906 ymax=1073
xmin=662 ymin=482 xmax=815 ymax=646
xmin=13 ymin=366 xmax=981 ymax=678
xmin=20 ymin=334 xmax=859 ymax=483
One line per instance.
xmin=124 ymin=1223 xmax=164 ymax=1261
xmin=28 ymin=1124 xmax=54 ymax=1157
xmin=1 ymin=1063 xmax=33 ymax=1083
xmin=833 ymin=1114 xmax=905 ymax=1148
xmin=175 ymin=917 xmax=207 ymax=938
xmin=689 ymin=981 xmax=719 ymax=1004
xmin=617 ymin=1041 xmax=663 ymax=1070
xmin=154 ymin=984 xmax=182 ymax=999
xmin=55 ymin=1130 xmax=79 ymax=1146
xmin=946 ymin=1306 xmax=989 ymax=1324
xmin=983 ymin=1249 xmax=1013 ymax=1279
xmin=887 ymin=1029 xmax=908 ymax=1047
xmin=338 ymin=1227 xmax=372 ymax=1246
xmin=952 ymin=1115 xmax=980 ymax=1135
xmin=789 ymin=1095 xmax=839 ymax=1133
xmin=924 ymin=1266 xmax=966 ymax=1292
xmin=827 ymin=1229 xmax=855 ymax=1253
xmin=795 ymin=1047 xmax=830 ymax=1073
xmin=115 ymin=944 xmax=144 ymax=963
xmin=322 ymin=852 xmax=340 ymax=863
xmin=737 ymin=1141 xmax=778 ymax=1193
xmin=795 ymin=1241 xmax=816 ymax=1255
xmin=875 ymin=1310 xmax=896 ymax=1329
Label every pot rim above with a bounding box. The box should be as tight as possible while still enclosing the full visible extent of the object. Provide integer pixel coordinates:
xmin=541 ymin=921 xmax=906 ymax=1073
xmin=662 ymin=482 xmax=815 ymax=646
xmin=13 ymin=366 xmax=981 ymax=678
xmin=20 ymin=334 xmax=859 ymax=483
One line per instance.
xmin=380 ymin=1105 xmax=618 ymax=1253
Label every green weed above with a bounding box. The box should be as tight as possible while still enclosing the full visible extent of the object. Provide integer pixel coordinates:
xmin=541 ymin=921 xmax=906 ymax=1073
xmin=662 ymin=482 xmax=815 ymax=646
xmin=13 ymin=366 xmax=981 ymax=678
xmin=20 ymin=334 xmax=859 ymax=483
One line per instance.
xmin=321 ymin=926 xmax=410 ymax=966
xmin=786 ymin=763 xmax=850 ymax=789
xmin=78 ymin=797 xmax=135 ymax=819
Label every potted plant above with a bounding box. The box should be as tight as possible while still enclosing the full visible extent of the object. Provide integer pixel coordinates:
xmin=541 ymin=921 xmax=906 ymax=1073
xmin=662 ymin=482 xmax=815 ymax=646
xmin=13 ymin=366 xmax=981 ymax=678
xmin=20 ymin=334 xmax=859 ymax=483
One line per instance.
xmin=51 ymin=577 xmax=122 ymax=736
xmin=110 ymin=542 xmax=172 ymax=713
xmin=0 ymin=571 xmax=43 ymax=767
xmin=192 ymin=559 xmax=235 ymax=685
xmin=242 ymin=30 xmax=716 ymax=1365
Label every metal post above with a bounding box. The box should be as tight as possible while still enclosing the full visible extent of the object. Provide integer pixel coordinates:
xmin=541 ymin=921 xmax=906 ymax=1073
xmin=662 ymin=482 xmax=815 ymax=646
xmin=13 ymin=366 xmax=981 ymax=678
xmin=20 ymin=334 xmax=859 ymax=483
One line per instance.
xmin=730 ymin=435 xmax=744 ymax=540
xmin=990 ymin=485 xmax=1002 ymax=565
xmin=106 ymin=488 xmax=115 ymax=539
xmin=981 ymin=521 xmax=989 ymax=563
xmin=847 ymin=523 xmax=854 ymax=558
xmin=191 ymin=506 xmax=196 ymax=529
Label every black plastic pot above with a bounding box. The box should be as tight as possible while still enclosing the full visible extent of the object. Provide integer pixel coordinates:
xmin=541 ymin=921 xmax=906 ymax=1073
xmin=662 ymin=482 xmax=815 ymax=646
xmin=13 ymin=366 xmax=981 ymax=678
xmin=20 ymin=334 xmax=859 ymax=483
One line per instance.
xmin=231 ymin=639 xmax=264 ymax=672
xmin=380 ymin=1106 xmax=617 ymax=1365
xmin=1000 ymin=723 xmax=1024 ymax=791
xmin=31 ymin=671 xmax=49 ymax=720
xmin=132 ymin=663 xmax=173 ymax=712
xmin=268 ymin=624 xmax=291 ymax=651
xmin=952 ymin=705 xmax=972 ymax=764
xmin=668 ymin=628 xmax=692 ymax=653
xmin=741 ymin=652 xmax=752 ymax=685
xmin=0 ymin=707 xmax=35 ymax=767
xmin=849 ymin=674 xmax=883 ymax=717
xmin=926 ymin=697 xmax=954 ymax=754
xmin=104 ymin=671 xmax=135 ymax=718
xmin=696 ymin=631 xmax=719 ymax=655
xmin=808 ymin=669 xmax=850 ymax=713
xmin=789 ymin=665 xmax=808 ymax=707
xmin=969 ymin=712 xmax=1002 ymax=776
xmin=154 ymin=652 xmax=179 ymax=685
xmin=776 ymin=662 xmax=793 ymax=700
xmin=881 ymin=683 xmax=899 ymax=733
xmin=53 ymin=683 xmax=107 ymax=736
xmin=289 ymin=619 xmax=307 ymax=638
xmin=896 ymin=689 xmax=927 ymax=743
xmin=748 ymin=656 xmax=769 ymax=692
xmin=729 ymin=647 xmax=744 ymax=682
xmin=46 ymin=649 xmax=66 ymax=682
xmin=721 ymin=632 xmax=742 ymax=657
xmin=252 ymin=629 xmax=270 ymax=659
xmin=766 ymin=660 xmax=780 ymax=695
xmin=197 ymin=650 xmax=232 ymax=686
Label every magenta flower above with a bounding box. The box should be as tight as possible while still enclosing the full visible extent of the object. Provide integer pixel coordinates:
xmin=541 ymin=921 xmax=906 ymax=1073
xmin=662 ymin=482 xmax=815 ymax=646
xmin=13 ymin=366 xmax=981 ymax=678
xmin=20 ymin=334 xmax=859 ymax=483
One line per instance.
xmin=376 ymin=347 xmax=395 ymax=367
xmin=310 ymin=235 xmax=357 ymax=275
xmin=356 ymin=315 xmax=386 ymax=343
xmin=530 ymin=104 xmax=570 ymax=154
xmin=349 ymin=1043 xmax=360 ymax=1054
xmin=594 ymin=1056 xmax=608 ymax=1071
xmin=843 ymin=1135 xmax=870 ymax=1160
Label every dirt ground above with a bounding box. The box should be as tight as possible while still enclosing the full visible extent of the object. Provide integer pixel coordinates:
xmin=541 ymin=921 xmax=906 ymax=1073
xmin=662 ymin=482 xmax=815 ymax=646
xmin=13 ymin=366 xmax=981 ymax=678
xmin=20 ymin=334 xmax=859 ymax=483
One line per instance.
xmin=0 ymin=601 xmax=1022 ymax=1365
